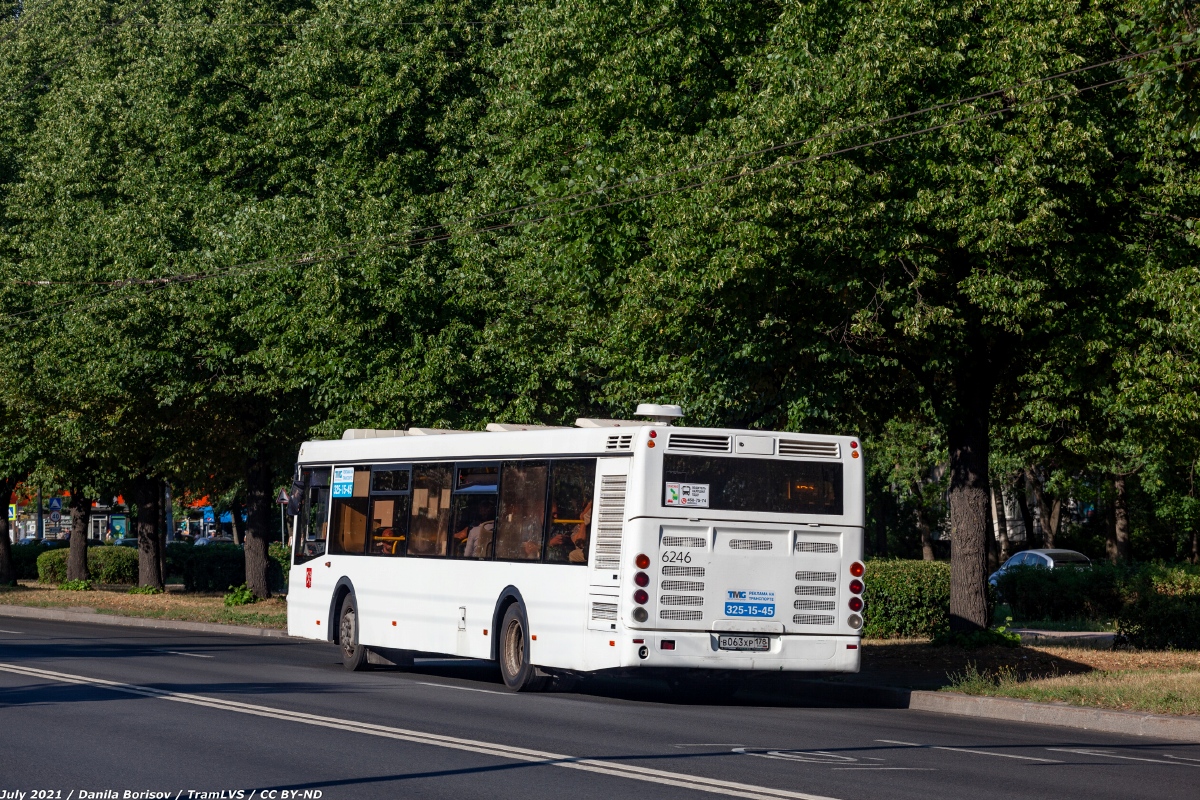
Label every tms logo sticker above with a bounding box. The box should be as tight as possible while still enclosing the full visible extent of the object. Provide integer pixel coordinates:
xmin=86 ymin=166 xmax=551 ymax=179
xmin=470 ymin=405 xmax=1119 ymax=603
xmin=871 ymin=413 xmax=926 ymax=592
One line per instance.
xmin=727 ymin=590 xmax=746 ymax=599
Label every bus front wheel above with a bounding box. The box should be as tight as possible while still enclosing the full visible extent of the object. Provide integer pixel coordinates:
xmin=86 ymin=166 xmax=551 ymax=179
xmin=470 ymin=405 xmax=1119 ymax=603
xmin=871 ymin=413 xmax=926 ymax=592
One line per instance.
xmin=338 ymin=594 xmax=369 ymax=672
xmin=498 ymin=603 xmax=548 ymax=692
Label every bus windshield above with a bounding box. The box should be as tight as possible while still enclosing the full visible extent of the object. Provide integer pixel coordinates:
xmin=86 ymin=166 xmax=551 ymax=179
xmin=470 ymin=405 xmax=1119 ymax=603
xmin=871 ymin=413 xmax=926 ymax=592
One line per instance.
xmin=662 ymin=454 xmax=843 ymax=515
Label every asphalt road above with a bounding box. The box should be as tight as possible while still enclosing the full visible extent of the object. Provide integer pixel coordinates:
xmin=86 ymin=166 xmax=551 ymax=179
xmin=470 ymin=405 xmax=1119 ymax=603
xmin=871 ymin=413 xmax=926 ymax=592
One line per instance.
xmin=1 ymin=618 xmax=1197 ymax=800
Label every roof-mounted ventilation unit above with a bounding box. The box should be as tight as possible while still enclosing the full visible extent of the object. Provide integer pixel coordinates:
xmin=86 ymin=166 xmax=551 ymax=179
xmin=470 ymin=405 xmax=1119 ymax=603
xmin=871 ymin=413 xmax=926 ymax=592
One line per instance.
xmin=635 ymin=403 xmax=683 ymax=425
xmin=342 ymin=429 xmax=407 ymax=440
xmin=485 ymin=423 xmax=570 ymax=432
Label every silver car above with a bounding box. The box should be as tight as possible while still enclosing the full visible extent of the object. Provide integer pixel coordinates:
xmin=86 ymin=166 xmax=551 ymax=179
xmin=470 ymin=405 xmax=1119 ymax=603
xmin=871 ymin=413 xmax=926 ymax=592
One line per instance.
xmin=989 ymin=548 xmax=1091 ymax=587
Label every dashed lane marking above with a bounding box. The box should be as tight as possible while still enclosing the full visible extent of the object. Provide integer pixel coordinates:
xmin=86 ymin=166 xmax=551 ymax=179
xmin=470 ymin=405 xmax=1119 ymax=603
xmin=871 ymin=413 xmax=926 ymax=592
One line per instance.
xmin=877 ymin=739 xmax=1062 ymax=763
xmin=0 ymin=662 xmax=841 ymax=800
xmin=0 ymin=629 xmax=23 ymax=634
xmin=414 ymin=681 xmax=510 ymax=696
xmin=1047 ymin=749 xmax=1200 ymax=767
xmin=154 ymin=650 xmax=214 ymax=659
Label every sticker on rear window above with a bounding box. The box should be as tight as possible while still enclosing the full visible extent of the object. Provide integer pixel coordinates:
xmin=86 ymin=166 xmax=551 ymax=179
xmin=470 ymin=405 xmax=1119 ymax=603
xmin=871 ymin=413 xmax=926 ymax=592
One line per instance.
xmin=665 ymin=482 xmax=709 ymax=507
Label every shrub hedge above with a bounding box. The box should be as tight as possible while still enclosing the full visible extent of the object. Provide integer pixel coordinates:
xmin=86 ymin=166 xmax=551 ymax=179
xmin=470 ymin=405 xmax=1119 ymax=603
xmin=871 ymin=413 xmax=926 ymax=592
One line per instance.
xmin=994 ymin=563 xmax=1126 ymax=621
xmin=34 ymin=546 xmax=140 ymax=585
xmin=862 ymin=560 xmax=950 ymax=638
xmin=10 ymin=543 xmax=43 ymax=580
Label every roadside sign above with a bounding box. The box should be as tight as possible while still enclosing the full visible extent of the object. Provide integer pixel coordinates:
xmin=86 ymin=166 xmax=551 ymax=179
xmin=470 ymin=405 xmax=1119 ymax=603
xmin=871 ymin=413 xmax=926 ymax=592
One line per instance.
xmin=48 ymin=511 xmax=61 ymax=523
xmin=7 ymin=505 xmax=13 ymax=521
xmin=48 ymin=497 xmax=62 ymax=512
xmin=276 ymin=489 xmax=289 ymax=505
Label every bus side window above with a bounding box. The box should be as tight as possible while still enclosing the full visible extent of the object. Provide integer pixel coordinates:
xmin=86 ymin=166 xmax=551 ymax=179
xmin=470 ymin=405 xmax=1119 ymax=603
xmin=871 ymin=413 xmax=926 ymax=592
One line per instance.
xmin=294 ymin=468 xmax=330 ymax=565
xmin=545 ymin=459 xmax=596 ymax=565
xmin=368 ymin=466 xmax=411 ymax=557
xmin=329 ymin=466 xmax=371 ymax=555
xmin=495 ymin=462 xmax=548 ymax=561
xmin=409 ymin=465 xmax=453 ymax=556
xmin=450 ymin=464 xmax=499 ymax=560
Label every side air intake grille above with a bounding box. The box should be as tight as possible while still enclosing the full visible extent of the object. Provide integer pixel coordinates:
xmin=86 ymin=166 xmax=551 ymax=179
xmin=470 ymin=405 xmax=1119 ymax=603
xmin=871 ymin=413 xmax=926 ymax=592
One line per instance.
xmin=661 ymin=580 xmax=705 ymax=592
xmin=663 ymin=565 xmax=705 ymax=577
xmin=794 ymin=599 xmax=837 ymax=611
xmin=796 ymin=570 xmax=837 ymax=582
xmin=660 ymin=595 xmax=704 ymax=607
xmin=793 ymin=614 xmax=835 ymax=625
xmin=605 ymin=434 xmax=633 ymax=451
xmin=662 ymin=535 xmax=707 ymax=549
xmin=795 ymin=585 xmax=837 ymax=596
xmin=594 ymin=475 xmax=628 ymax=571
xmin=796 ymin=541 xmax=839 ymax=554
xmin=668 ymin=434 xmax=731 ymax=453
xmin=660 ymin=609 xmax=703 ymax=621
xmin=778 ymin=440 xmax=840 ymax=458
xmin=590 ymin=602 xmax=617 ymax=621
xmin=729 ymin=539 xmax=773 ymax=551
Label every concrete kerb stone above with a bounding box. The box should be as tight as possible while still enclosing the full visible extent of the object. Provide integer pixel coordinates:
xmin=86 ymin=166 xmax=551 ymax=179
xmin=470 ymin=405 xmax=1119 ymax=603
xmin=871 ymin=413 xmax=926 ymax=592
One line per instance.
xmin=0 ymin=603 xmax=292 ymax=638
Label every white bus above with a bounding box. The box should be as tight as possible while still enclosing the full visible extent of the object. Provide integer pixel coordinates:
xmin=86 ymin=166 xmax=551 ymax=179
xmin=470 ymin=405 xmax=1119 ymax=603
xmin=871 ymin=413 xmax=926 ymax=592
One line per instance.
xmin=286 ymin=405 xmax=865 ymax=690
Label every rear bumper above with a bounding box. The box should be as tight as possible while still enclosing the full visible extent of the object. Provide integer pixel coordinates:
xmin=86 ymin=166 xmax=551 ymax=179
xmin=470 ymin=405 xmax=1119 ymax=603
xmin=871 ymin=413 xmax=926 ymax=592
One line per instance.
xmin=618 ymin=631 xmax=861 ymax=672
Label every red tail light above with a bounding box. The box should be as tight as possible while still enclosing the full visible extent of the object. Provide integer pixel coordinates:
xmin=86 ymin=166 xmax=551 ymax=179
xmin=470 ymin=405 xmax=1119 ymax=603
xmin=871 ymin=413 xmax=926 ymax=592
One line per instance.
xmin=635 ymin=553 xmax=651 ymax=569
xmin=634 ymin=571 xmax=649 ymax=587
xmin=848 ymin=596 xmax=863 ymax=612
xmin=633 ymin=589 xmax=648 ymax=605
xmin=850 ymin=561 xmax=864 ymax=577
xmin=849 ymin=579 xmax=864 ymax=594
xmin=661 ymin=640 xmax=676 ymax=650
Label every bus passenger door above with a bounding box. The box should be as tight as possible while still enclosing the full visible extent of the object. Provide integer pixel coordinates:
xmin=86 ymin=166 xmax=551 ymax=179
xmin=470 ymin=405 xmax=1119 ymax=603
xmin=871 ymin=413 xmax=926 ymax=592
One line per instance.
xmin=289 ymin=467 xmax=333 ymax=640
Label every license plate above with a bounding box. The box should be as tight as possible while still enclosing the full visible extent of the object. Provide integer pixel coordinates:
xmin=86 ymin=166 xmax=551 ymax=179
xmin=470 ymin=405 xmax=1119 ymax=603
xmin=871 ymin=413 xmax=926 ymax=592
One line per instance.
xmin=718 ymin=634 xmax=770 ymax=652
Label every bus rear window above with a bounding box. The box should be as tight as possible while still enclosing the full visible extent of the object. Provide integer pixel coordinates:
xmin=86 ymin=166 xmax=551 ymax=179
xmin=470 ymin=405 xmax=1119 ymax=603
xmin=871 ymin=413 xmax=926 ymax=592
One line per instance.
xmin=662 ymin=455 xmax=843 ymax=515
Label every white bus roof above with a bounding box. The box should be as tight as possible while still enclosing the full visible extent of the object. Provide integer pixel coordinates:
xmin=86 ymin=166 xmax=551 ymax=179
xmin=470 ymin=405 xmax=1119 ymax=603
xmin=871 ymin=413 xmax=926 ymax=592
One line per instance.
xmin=296 ymin=426 xmax=854 ymax=465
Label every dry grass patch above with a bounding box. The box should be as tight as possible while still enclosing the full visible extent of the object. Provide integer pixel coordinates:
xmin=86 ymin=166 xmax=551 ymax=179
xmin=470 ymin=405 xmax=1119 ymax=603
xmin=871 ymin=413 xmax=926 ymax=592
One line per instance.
xmin=0 ymin=582 xmax=286 ymax=629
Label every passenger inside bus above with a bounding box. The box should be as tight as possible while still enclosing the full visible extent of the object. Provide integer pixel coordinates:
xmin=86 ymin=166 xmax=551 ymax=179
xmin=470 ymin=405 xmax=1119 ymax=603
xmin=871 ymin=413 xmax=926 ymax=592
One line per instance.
xmin=451 ymin=494 xmax=498 ymax=559
xmin=495 ymin=462 xmax=548 ymax=561
xmin=545 ymin=459 xmax=595 ymax=564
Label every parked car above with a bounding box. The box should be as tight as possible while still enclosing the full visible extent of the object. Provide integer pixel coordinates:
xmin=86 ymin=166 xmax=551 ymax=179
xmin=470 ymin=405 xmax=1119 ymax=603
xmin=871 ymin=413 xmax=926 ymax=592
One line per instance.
xmin=193 ymin=535 xmax=234 ymax=546
xmin=40 ymin=537 xmax=69 ymax=548
xmin=112 ymin=537 xmax=139 ymax=547
xmin=17 ymin=536 xmax=38 ymax=545
xmin=989 ymin=548 xmax=1091 ymax=588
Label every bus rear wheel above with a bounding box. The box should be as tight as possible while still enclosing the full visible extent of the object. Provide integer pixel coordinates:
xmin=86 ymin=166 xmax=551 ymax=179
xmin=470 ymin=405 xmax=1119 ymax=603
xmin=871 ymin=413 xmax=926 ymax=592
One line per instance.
xmin=498 ymin=603 xmax=548 ymax=692
xmin=338 ymin=594 xmax=369 ymax=672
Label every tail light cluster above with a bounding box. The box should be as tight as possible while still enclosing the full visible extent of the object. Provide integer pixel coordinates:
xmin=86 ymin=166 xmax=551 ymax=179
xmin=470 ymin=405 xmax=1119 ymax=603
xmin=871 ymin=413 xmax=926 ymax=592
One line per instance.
xmin=632 ymin=554 xmax=650 ymax=622
xmin=848 ymin=561 xmax=865 ymax=629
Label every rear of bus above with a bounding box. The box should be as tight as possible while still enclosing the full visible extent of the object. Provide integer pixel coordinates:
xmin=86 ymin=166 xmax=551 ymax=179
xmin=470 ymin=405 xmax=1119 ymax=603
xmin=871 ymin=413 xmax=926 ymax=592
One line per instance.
xmin=614 ymin=427 xmax=864 ymax=672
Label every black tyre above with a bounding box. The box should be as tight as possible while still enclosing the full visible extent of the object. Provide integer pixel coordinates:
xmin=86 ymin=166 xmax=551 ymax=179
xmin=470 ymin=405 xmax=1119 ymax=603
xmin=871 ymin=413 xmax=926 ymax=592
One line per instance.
xmin=338 ymin=594 xmax=369 ymax=672
xmin=498 ymin=603 xmax=548 ymax=692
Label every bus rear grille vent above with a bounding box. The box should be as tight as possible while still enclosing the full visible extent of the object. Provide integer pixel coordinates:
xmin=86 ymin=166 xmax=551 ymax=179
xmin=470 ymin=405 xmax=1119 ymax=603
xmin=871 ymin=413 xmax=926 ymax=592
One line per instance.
xmin=794 ymin=599 xmax=836 ymax=611
xmin=660 ymin=594 xmax=704 ymax=607
xmin=662 ymin=535 xmax=707 ymax=548
xmin=594 ymin=475 xmax=628 ymax=572
xmin=795 ymin=541 xmax=839 ymax=554
xmin=729 ymin=538 xmax=773 ymax=551
xmin=590 ymin=602 xmax=618 ymax=621
xmin=793 ymin=614 xmax=835 ymax=625
xmin=778 ymin=440 xmax=840 ymax=458
xmin=668 ymin=434 xmax=731 ymax=453
xmin=795 ymin=585 xmax=837 ymax=596
xmin=605 ymin=434 xmax=634 ymax=451
xmin=660 ymin=609 xmax=703 ymax=621
xmin=795 ymin=570 xmax=837 ymax=582
xmin=662 ymin=565 xmax=705 ymax=577
xmin=660 ymin=580 xmax=704 ymax=592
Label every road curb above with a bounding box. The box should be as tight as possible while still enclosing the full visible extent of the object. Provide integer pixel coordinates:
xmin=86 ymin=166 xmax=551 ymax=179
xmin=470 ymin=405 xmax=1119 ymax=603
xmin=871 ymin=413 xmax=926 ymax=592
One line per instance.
xmin=0 ymin=604 xmax=292 ymax=638
xmin=906 ymin=690 xmax=1200 ymax=741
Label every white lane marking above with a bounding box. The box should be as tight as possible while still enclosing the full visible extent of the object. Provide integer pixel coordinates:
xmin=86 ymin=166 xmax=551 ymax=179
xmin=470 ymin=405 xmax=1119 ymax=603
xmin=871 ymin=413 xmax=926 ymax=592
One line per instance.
xmin=0 ymin=629 xmax=23 ymax=634
xmin=1164 ymin=754 xmax=1200 ymax=763
xmin=831 ymin=767 xmax=936 ymax=771
xmin=676 ymin=744 xmax=748 ymax=748
xmin=877 ymin=739 xmax=1062 ymax=763
xmin=1048 ymin=748 xmax=1200 ymax=767
xmin=736 ymin=749 xmax=856 ymax=765
xmin=414 ymin=681 xmax=509 ymax=696
xmin=0 ymin=662 xmax=840 ymax=800
xmin=154 ymin=650 xmax=214 ymax=659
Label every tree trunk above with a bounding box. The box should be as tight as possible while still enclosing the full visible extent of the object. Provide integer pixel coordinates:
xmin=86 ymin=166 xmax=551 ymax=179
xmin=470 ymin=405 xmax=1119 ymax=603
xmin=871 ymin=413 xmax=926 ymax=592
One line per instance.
xmin=915 ymin=505 xmax=935 ymax=561
xmin=991 ymin=485 xmax=1011 ymax=562
xmin=1191 ymin=528 xmax=1198 ymax=565
xmin=157 ymin=481 xmax=167 ymax=585
xmin=1014 ymin=472 xmax=1035 ymax=547
xmin=243 ymin=457 xmax=274 ymax=599
xmin=67 ymin=491 xmax=91 ymax=582
xmin=230 ymin=498 xmax=245 ymax=545
xmin=1105 ymin=496 xmax=1119 ymax=563
xmin=0 ymin=476 xmax=21 ymax=585
xmin=1027 ymin=467 xmax=1058 ymax=548
xmin=134 ymin=476 xmax=163 ymax=590
xmin=1113 ymin=474 xmax=1132 ymax=562
xmin=947 ymin=373 xmax=992 ymax=632
xmin=985 ymin=492 xmax=999 ymax=573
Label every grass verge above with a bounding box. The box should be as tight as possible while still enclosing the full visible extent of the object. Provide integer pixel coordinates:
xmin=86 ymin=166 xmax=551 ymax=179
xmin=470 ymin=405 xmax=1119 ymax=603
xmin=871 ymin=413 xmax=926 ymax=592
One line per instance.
xmin=0 ymin=582 xmax=286 ymax=629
